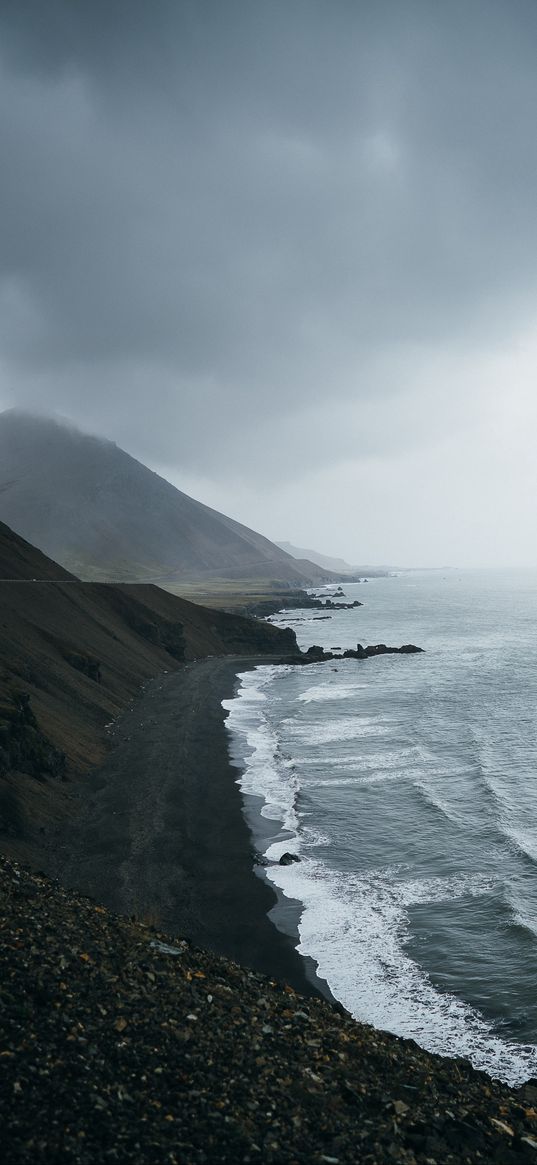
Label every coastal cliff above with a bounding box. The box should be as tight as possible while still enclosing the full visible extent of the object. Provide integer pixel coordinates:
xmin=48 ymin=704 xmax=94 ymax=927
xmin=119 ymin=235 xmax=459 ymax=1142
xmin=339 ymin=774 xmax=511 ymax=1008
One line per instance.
xmin=0 ymin=521 xmax=297 ymax=870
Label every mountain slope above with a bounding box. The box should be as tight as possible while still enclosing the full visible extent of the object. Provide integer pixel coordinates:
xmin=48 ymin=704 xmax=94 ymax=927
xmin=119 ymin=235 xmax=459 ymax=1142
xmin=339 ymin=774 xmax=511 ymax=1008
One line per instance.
xmin=0 ymin=519 xmax=74 ymax=581
xmin=0 ymin=412 xmax=331 ymax=585
xmin=276 ymin=540 xmax=358 ymax=574
xmin=0 ymin=520 xmax=297 ymax=866
xmin=276 ymin=541 xmax=391 ymax=577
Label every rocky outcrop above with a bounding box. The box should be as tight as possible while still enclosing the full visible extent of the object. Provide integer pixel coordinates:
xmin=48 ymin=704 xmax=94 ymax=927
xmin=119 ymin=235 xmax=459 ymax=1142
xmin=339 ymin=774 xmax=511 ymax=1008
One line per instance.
xmin=99 ymin=588 xmax=187 ymax=660
xmin=281 ymin=643 xmax=423 ymax=665
xmin=321 ymin=598 xmax=363 ymax=610
xmin=215 ymin=616 xmax=298 ymax=656
xmin=62 ymin=651 xmax=102 ymax=683
xmin=0 ymin=692 xmax=66 ymax=784
xmin=247 ymin=592 xmax=363 ymax=617
xmin=347 ymin=643 xmax=423 ymax=659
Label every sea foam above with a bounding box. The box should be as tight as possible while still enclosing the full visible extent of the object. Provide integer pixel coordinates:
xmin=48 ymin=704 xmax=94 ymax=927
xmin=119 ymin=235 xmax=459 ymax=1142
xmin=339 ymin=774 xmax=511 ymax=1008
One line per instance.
xmin=224 ymin=663 xmax=537 ymax=1086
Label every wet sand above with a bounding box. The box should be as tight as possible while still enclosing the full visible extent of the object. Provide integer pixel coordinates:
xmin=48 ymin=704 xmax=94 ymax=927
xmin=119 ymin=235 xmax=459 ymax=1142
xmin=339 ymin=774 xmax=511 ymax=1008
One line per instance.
xmin=55 ymin=657 xmax=330 ymax=999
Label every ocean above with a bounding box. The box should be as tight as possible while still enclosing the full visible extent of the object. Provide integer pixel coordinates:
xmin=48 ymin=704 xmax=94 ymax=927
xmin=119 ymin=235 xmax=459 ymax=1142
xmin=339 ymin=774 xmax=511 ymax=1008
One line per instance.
xmin=222 ymin=569 xmax=537 ymax=1086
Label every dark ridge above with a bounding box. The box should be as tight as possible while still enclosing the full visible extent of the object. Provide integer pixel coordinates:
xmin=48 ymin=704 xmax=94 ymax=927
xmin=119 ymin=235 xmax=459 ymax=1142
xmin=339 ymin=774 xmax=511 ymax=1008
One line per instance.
xmin=0 ymin=518 xmax=74 ymax=581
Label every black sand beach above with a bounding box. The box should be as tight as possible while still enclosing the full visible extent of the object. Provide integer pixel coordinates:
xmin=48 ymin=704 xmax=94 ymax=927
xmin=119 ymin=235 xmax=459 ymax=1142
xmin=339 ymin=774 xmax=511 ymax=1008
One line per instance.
xmin=53 ymin=657 xmax=327 ymax=999
xmin=7 ymin=652 xmax=535 ymax=1165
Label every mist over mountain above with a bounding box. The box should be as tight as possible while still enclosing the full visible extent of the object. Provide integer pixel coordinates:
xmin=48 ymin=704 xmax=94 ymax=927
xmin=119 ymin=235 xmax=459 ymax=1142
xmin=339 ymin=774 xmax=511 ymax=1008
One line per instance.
xmin=276 ymin=542 xmax=392 ymax=577
xmin=276 ymin=542 xmax=359 ymax=575
xmin=0 ymin=412 xmax=331 ymax=586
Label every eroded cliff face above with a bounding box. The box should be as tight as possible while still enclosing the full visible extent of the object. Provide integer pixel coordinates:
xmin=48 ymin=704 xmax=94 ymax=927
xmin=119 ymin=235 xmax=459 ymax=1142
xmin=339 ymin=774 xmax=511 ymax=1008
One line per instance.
xmin=0 ymin=691 xmax=66 ymax=785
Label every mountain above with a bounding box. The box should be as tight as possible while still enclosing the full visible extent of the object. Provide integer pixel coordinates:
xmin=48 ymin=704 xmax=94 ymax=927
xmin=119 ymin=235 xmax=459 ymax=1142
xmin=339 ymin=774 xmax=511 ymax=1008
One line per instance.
xmin=0 ymin=411 xmax=332 ymax=586
xmin=276 ymin=541 xmax=391 ymax=577
xmin=0 ymin=519 xmax=297 ymax=866
xmin=276 ymin=541 xmax=359 ymax=574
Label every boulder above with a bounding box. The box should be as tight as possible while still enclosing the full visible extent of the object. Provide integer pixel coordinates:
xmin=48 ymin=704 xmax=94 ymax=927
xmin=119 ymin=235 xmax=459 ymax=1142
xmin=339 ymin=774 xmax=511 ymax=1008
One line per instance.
xmin=305 ymin=645 xmax=325 ymax=659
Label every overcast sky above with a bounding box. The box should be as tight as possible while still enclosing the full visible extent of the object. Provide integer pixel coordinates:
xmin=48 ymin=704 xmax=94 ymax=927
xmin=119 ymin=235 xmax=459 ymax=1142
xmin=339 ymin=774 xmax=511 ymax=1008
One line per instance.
xmin=1 ymin=1 xmax=537 ymax=567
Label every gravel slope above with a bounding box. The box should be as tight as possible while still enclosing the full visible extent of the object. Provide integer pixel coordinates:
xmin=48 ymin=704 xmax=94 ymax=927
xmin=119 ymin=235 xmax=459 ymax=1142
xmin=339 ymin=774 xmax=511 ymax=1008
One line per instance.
xmin=2 ymin=856 xmax=537 ymax=1165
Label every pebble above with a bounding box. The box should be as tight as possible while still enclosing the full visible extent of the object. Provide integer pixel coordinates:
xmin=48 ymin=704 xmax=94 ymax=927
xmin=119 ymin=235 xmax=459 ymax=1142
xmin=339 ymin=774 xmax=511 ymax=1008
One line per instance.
xmin=1 ymin=855 xmax=537 ymax=1165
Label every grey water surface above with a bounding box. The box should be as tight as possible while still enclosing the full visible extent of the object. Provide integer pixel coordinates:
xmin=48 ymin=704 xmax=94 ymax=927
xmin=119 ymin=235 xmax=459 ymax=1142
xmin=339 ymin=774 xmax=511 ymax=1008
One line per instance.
xmin=223 ymin=570 xmax=537 ymax=1084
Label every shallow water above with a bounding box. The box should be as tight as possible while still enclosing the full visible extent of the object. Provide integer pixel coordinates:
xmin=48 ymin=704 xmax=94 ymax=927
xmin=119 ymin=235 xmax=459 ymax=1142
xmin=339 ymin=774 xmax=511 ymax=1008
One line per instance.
xmin=222 ymin=570 xmax=537 ymax=1085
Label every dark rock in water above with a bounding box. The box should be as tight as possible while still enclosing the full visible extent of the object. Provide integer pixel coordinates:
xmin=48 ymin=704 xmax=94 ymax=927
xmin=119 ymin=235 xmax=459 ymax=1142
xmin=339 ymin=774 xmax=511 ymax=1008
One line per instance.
xmin=249 ymin=591 xmax=363 ymax=617
xmin=247 ymin=591 xmax=329 ymax=617
xmin=323 ymin=598 xmax=363 ymax=610
xmin=279 ymin=852 xmax=300 ymax=865
xmin=281 ymin=642 xmax=423 ymax=666
xmin=342 ymin=643 xmax=424 ymax=660
xmin=362 ymin=643 xmax=424 ymax=657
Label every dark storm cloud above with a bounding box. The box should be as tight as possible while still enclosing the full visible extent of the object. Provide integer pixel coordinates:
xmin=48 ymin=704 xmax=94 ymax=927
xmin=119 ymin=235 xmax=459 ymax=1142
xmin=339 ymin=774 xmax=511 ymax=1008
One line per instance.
xmin=1 ymin=0 xmax=537 ymax=477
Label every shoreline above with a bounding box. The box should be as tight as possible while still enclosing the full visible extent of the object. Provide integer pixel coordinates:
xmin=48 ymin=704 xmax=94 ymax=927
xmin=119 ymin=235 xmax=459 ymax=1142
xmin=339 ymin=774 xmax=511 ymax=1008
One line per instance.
xmin=52 ymin=656 xmax=332 ymax=1001
xmin=10 ymin=652 xmax=537 ymax=1160
xmin=4 ymin=855 xmax=536 ymax=1164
